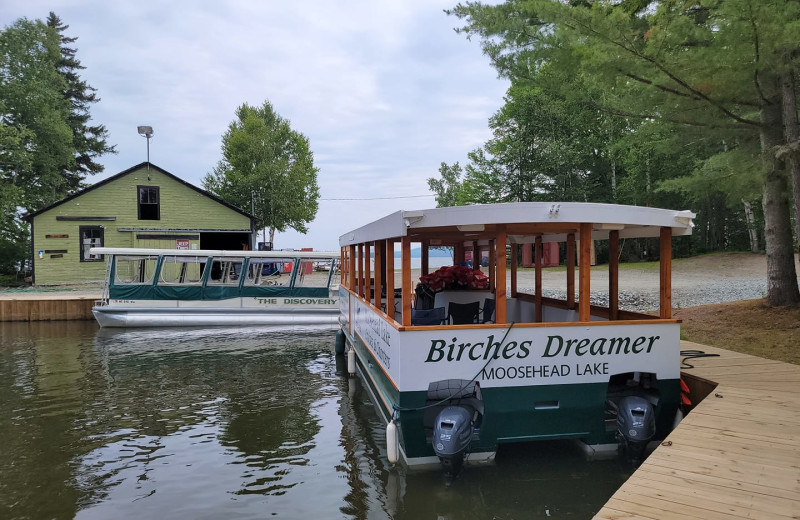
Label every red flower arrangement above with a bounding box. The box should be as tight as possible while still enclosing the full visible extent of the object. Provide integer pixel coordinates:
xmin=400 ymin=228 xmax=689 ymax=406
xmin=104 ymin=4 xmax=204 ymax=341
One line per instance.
xmin=419 ymin=265 xmax=489 ymax=292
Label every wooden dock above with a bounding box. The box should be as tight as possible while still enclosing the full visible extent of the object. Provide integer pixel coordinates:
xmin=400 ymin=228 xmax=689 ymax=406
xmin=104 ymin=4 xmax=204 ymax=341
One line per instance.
xmin=0 ymin=291 xmax=99 ymax=321
xmin=594 ymin=341 xmax=800 ymax=519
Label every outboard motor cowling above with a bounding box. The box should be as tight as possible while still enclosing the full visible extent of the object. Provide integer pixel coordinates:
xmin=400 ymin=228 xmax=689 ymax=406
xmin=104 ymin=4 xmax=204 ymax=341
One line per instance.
xmin=616 ymin=396 xmax=655 ymax=464
xmin=432 ymin=405 xmax=474 ymax=475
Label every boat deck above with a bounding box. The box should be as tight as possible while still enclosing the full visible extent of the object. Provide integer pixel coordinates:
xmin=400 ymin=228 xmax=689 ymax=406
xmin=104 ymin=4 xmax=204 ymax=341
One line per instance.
xmin=594 ymin=340 xmax=800 ymax=519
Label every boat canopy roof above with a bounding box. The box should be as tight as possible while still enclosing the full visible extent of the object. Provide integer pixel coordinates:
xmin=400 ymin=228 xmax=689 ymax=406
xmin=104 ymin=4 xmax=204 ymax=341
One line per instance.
xmin=339 ymin=202 xmax=695 ymax=247
xmin=89 ymin=247 xmax=339 ymax=260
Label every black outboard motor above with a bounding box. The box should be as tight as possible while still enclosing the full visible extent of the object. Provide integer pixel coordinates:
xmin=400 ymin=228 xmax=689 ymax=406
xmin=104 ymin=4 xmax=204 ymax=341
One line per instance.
xmin=616 ymin=395 xmax=655 ymax=464
xmin=432 ymin=405 xmax=474 ymax=475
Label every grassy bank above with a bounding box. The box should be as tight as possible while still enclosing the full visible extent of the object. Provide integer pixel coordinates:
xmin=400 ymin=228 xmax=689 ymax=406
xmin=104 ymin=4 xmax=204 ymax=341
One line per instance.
xmin=675 ymin=299 xmax=800 ymax=365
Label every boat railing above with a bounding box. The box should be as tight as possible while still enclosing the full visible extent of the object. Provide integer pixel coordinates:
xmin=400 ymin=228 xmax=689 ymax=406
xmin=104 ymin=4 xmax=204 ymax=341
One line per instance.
xmin=345 ymin=288 xmax=670 ymax=335
xmin=514 ymin=293 xmax=656 ymax=321
xmin=345 ymin=283 xmax=663 ymax=330
xmin=106 ymin=251 xmax=340 ymax=292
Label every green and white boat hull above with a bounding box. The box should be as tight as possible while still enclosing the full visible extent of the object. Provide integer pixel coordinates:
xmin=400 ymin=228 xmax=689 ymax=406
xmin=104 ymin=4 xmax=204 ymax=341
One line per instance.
xmin=342 ymin=294 xmax=680 ymax=466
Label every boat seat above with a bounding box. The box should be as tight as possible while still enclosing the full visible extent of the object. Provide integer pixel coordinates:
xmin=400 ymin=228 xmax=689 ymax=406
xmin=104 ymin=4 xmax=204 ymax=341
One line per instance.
xmin=411 ymin=307 xmax=446 ymax=326
xmin=414 ymin=283 xmax=436 ymax=310
xmin=480 ymin=298 xmax=495 ymax=323
xmin=447 ymin=301 xmax=480 ymax=325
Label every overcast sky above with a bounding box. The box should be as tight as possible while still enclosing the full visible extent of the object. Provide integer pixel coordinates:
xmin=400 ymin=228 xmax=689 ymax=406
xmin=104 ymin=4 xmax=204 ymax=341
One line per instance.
xmin=5 ymin=1 xmax=507 ymax=251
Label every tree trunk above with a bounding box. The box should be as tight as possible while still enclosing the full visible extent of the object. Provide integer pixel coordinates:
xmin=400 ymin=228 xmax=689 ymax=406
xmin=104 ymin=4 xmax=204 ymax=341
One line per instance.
xmin=742 ymin=200 xmax=759 ymax=253
xmin=269 ymin=227 xmax=276 ymax=248
xmin=781 ymin=65 xmax=800 ymax=267
xmin=760 ymin=99 xmax=800 ymax=306
xmin=611 ymin=158 xmax=617 ymax=200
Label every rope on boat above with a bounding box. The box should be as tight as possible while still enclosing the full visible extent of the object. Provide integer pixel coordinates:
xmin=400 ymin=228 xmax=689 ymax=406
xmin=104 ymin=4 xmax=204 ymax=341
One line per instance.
xmin=390 ymin=321 xmax=516 ymax=418
xmin=680 ymin=349 xmax=720 ymax=369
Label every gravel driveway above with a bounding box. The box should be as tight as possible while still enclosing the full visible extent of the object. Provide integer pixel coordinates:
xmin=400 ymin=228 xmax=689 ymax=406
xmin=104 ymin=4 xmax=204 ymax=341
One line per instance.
xmin=516 ymin=253 xmax=781 ymax=312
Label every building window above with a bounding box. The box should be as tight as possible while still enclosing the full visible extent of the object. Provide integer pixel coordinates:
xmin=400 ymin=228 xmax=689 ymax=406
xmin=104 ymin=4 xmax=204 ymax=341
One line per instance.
xmin=138 ymin=185 xmax=160 ymax=220
xmin=80 ymin=226 xmax=104 ymax=262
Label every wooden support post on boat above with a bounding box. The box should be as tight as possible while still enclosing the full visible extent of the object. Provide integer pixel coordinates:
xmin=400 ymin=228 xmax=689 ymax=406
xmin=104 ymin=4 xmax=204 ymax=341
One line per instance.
xmin=510 ymin=243 xmax=518 ymax=298
xmin=421 ymin=240 xmax=429 ymax=276
xmin=609 ymin=230 xmax=619 ymax=321
xmin=579 ymin=223 xmax=591 ymax=322
xmin=660 ymin=227 xmax=672 ymax=319
xmin=365 ymin=243 xmax=372 ymax=305
xmin=340 ymin=247 xmax=345 ymax=287
xmin=348 ymin=245 xmax=356 ymax=292
xmin=386 ymin=240 xmax=395 ymax=320
xmin=374 ymin=241 xmax=383 ymax=310
xmin=472 ymin=241 xmax=479 ymax=271
xmin=566 ymin=233 xmax=575 ymax=309
xmin=341 ymin=247 xmax=347 ymax=288
xmin=401 ymin=236 xmax=412 ymax=326
xmin=495 ymin=227 xmax=507 ymax=324
xmin=454 ymin=242 xmax=465 ymax=265
xmin=535 ymin=236 xmax=543 ymax=323
xmin=358 ymin=244 xmax=365 ymax=298
xmin=488 ymin=240 xmax=495 ymax=293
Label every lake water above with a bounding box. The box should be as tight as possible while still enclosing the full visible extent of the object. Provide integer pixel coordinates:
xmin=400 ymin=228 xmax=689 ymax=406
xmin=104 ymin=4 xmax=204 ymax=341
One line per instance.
xmin=0 ymin=321 xmax=632 ymax=519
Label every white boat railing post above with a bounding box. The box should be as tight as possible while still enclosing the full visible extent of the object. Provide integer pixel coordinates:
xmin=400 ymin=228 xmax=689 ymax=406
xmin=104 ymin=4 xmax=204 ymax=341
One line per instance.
xmin=100 ymin=254 xmax=111 ymax=304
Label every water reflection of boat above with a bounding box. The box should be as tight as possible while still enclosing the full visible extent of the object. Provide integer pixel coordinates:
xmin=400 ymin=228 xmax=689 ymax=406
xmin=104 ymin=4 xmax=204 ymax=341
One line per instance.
xmin=80 ymin=327 xmax=343 ymax=515
xmin=89 ymin=248 xmax=340 ymax=328
xmin=337 ymin=202 xmax=695 ymax=472
xmin=93 ymin=326 xmax=336 ymax=360
xmin=392 ymin=440 xmax=631 ymax=519
xmin=335 ymin=353 xmax=632 ymax=519
xmin=94 ymin=324 xmax=335 ymax=344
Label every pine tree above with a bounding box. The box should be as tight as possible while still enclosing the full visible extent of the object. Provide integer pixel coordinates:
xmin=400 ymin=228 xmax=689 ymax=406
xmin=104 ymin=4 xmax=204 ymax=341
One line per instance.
xmin=448 ymin=0 xmax=800 ymax=306
xmin=46 ymin=12 xmax=115 ymax=191
xmin=204 ymin=101 xmax=320 ymax=246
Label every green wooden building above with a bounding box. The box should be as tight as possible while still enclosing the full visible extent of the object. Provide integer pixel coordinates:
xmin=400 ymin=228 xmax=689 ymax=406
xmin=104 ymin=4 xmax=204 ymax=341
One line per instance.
xmin=25 ymin=162 xmax=256 ymax=285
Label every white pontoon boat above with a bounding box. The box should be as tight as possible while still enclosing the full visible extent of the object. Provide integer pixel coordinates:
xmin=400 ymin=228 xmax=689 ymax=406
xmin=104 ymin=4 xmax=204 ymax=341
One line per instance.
xmin=336 ymin=202 xmax=695 ymax=471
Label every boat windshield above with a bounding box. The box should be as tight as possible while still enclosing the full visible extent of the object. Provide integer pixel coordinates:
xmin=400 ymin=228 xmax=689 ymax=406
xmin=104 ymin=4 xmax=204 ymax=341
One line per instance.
xmin=206 ymin=257 xmax=245 ymax=286
xmin=159 ymin=255 xmax=205 ymax=284
xmin=114 ymin=255 xmax=159 ymax=285
xmin=243 ymin=258 xmax=292 ymax=287
xmin=294 ymin=258 xmax=340 ymax=288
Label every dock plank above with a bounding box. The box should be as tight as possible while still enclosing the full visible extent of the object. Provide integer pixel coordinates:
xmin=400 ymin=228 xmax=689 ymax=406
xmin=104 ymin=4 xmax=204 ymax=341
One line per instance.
xmin=593 ymin=506 xmax=660 ymax=520
xmin=594 ymin=341 xmax=800 ymax=519
xmin=686 ymin=395 xmax=800 ymax=425
xmin=643 ymin=449 xmax=799 ymax=491
xmin=631 ymin=470 xmax=800 ymax=517
xmin=668 ymin=425 xmax=800 ymax=462
xmin=689 ymin=365 xmax=800 ymax=377
xmin=641 ymin=462 xmax=800 ymax=502
xmin=604 ymin=491 xmax=746 ymax=520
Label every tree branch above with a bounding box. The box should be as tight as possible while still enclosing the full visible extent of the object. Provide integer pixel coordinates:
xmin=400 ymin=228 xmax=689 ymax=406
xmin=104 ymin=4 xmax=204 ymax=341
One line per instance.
xmin=623 ymin=70 xmax=762 ymax=108
xmin=561 ymin=9 xmax=763 ymax=128
xmin=623 ymin=71 xmax=701 ymax=100
xmin=588 ymin=100 xmax=753 ymax=129
xmin=748 ymin=3 xmax=771 ymax=105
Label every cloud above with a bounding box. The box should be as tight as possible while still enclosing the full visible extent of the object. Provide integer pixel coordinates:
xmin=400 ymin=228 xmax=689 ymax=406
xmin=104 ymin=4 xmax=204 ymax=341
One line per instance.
xmin=4 ymin=1 xmax=507 ymax=250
